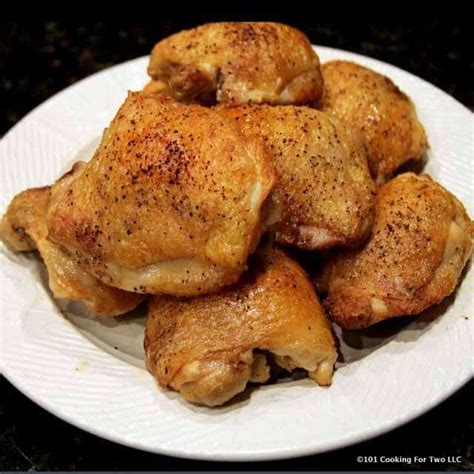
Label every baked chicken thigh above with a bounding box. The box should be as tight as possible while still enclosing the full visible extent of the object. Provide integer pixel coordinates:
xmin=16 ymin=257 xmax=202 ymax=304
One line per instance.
xmin=322 ymin=173 xmax=473 ymax=329
xmin=319 ymin=61 xmax=428 ymax=183
xmin=218 ymin=104 xmax=375 ymax=250
xmin=1 ymin=167 xmax=143 ymax=317
xmin=46 ymin=92 xmax=276 ymax=296
xmin=148 ymin=22 xmax=323 ymax=105
xmin=145 ymin=247 xmax=337 ymax=407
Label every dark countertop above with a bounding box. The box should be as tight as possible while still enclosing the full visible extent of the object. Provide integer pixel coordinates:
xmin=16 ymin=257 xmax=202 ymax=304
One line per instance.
xmin=0 ymin=20 xmax=472 ymax=471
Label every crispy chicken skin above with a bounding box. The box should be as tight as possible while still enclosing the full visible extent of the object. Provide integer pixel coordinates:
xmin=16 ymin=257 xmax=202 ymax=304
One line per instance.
xmin=148 ymin=22 xmax=323 ymax=105
xmin=46 ymin=92 xmax=276 ymax=296
xmin=319 ymin=61 xmax=428 ymax=184
xmin=322 ymin=173 xmax=473 ymax=329
xmin=145 ymin=247 xmax=337 ymax=407
xmin=218 ymin=104 xmax=375 ymax=250
xmin=0 ymin=172 xmax=143 ymax=317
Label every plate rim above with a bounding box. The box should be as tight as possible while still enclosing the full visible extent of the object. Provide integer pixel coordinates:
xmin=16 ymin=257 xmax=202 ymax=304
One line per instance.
xmin=1 ymin=358 xmax=472 ymax=461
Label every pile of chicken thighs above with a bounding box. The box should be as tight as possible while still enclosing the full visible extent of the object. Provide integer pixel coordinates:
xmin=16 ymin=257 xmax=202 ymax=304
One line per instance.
xmin=2 ymin=22 xmax=472 ymax=407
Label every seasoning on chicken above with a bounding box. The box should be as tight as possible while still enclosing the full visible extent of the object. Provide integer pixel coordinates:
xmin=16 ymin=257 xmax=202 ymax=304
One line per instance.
xmin=145 ymin=247 xmax=337 ymax=407
xmin=1 ymin=164 xmax=144 ymax=317
xmin=322 ymin=173 xmax=473 ymax=329
xmin=319 ymin=61 xmax=428 ymax=184
xmin=46 ymin=92 xmax=276 ymax=296
xmin=148 ymin=22 xmax=323 ymax=105
xmin=218 ymin=104 xmax=375 ymax=250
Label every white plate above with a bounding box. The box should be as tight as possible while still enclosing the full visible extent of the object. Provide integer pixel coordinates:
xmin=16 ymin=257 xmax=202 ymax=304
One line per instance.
xmin=0 ymin=46 xmax=473 ymax=462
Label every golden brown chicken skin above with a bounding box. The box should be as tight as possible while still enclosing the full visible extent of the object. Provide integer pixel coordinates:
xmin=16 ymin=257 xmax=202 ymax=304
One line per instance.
xmin=1 ymin=170 xmax=144 ymax=317
xmin=145 ymin=247 xmax=337 ymax=407
xmin=148 ymin=22 xmax=323 ymax=105
xmin=145 ymin=249 xmax=337 ymax=406
xmin=218 ymin=104 xmax=375 ymax=250
xmin=322 ymin=173 xmax=473 ymax=329
xmin=319 ymin=61 xmax=428 ymax=184
xmin=46 ymin=92 xmax=276 ymax=296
